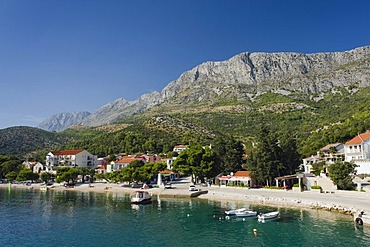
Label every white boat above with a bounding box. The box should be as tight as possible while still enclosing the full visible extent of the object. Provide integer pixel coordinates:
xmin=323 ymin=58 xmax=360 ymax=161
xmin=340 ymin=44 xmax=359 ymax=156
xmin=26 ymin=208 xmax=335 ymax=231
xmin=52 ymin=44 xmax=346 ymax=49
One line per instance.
xmin=354 ymin=211 xmax=370 ymax=226
xmin=225 ymin=208 xmax=246 ymax=215
xmin=257 ymin=211 xmax=279 ymax=221
xmin=235 ymin=210 xmax=258 ymax=217
xmin=130 ymin=190 xmax=152 ymax=204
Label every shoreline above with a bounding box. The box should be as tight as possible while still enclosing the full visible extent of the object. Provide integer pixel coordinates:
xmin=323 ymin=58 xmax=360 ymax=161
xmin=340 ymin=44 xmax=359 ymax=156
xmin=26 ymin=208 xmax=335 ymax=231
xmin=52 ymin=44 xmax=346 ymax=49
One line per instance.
xmin=2 ymin=179 xmax=370 ymax=223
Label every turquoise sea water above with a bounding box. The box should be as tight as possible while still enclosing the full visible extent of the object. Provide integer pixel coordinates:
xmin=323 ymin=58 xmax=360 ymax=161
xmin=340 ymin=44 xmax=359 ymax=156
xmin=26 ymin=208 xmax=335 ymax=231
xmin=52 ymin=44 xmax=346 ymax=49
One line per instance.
xmin=1 ymin=188 xmax=370 ymax=247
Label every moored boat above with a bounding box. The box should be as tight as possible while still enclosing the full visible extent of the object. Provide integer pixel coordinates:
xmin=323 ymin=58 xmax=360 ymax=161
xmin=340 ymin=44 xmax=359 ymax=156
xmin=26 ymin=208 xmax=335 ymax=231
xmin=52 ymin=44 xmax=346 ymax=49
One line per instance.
xmin=225 ymin=208 xmax=246 ymax=215
xmin=257 ymin=211 xmax=279 ymax=221
xmin=130 ymin=190 xmax=152 ymax=204
xmin=235 ymin=210 xmax=258 ymax=217
xmin=354 ymin=211 xmax=370 ymax=226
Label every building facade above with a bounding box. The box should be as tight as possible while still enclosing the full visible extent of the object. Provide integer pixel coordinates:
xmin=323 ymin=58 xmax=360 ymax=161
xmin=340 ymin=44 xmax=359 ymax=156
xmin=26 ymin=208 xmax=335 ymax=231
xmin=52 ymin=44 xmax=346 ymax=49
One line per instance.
xmin=107 ymin=155 xmax=146 ymax=173
xmin=45 ymin=149 xmax=98 ymax=173
xmin=302 ymin=143 xmax=344 ymax=174
xmin=344 ymin=132 xmax=370 ymax=174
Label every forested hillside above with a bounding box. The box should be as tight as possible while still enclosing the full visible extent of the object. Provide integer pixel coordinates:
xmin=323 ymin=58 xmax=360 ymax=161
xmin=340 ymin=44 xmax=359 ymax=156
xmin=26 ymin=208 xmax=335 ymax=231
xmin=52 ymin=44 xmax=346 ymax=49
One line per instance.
xmin=1 ymin=87 xmax=369 ymax=159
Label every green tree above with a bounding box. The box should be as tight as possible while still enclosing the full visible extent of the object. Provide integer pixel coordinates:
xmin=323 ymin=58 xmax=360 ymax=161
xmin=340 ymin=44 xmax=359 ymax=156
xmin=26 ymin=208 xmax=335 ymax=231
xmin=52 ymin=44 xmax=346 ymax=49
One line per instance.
xmin=328 ymin=161 xmax=357 ymax=190
xmin=0 ymin=157 xmax=23 ymax=178
xmin=16 ymin=168 xmax=39 ymax=182
xmin=40 ymin=172 xmax=53 ymax=183
xmin=212 ymin=136 xmax=244 ymax=174
xmin=199 ymin=146 xmax=220 ymax=179
xmin=279 ymin=132 xmax=301 ymax=174
xmin=55 ymin=167 xmax=79 ymax=184
xmin=5 ymin=171 xmax=17 ymax=181
xmin=246 ymin=125 xmax=284 ymax=186
xmin=172 ymin=144 xmax=218 ymax=183
xmin=79 ymin=167 xmax=95 ymax=183
xmin=311 ymin=162 xmax=325 ymax=176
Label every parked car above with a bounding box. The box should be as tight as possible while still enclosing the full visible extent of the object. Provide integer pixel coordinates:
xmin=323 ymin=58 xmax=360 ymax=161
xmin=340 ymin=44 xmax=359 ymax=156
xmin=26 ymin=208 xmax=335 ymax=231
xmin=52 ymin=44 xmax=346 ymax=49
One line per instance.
xmin=131 ymin=183 xmax=142 ymax=188
xmin=189 ymin=185 xmax=198 ymax=191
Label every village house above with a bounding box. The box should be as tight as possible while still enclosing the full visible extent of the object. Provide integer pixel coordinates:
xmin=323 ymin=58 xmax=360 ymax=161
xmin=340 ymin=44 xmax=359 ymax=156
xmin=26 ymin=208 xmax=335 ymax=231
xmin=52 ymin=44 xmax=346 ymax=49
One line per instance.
xmin=142 ymin=154 xmax=162 ymax=163
xmin=344 ymin=132 xmax=370 ymax=174
xmin=45 ymin=149 xmax=98 ymax=174
xmin=302 ymin=143 xmax=344 ymax=174
xmin=22 ymin=161 xmax=45 ymax=173
xmin=216 ymin=171 xmax=253 ymax=187
xmin=106 ymin=155 xmax=146 ymax=173
xmin=162 ymin=157 xmax=176 ymax=170
xmin=173 ymin=145 xmax=187 ymax=153
xmin=95 ymin=158 xmax=106 ymax=174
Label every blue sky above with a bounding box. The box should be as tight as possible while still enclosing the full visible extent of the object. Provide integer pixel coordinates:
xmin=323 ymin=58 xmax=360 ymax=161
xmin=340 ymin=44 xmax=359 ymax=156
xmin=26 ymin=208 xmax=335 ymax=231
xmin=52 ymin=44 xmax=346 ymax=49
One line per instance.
xmin=1 ymin=0 xmax=369 ymax=129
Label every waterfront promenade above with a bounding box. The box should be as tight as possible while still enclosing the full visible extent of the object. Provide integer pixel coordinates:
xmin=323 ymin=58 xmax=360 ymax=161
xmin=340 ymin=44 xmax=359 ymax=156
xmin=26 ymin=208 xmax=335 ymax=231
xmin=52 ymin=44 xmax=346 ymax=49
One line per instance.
xmin=3 ymin=177 xmax=370 ymax=218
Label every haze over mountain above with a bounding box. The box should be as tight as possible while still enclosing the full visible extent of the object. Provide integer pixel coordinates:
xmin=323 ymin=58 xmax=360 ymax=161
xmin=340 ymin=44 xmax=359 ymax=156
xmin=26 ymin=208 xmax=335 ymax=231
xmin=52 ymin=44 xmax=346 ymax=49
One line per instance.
xmin=37 ymin=112 xmax=91 ymax=132
xmin=37 ymin=46 xmax=370 ymax=132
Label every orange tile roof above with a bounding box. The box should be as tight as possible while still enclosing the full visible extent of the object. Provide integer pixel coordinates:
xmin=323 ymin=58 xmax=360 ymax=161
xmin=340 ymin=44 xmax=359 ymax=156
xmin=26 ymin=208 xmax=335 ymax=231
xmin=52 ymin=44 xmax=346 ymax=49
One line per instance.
xmin=174 ymin=145 xmax=187 ymax=149
xmin=345 ymin=132 xmax=370 ymax=145
xmin=52 ymin=149 xmax=84 ymax=155
xmin=116 ymin=156 xmax=144 ymax=164
xmin=234 ymin=171 xmax=251 ymax=177
xmin=160 ymin=169 xmax=172 ymax=174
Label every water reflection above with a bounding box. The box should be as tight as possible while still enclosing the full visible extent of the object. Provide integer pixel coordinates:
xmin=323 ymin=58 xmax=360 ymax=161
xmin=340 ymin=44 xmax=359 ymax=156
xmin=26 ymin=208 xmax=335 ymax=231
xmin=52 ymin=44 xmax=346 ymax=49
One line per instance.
xmin=2 ymin=188 xmax=370 ymax=247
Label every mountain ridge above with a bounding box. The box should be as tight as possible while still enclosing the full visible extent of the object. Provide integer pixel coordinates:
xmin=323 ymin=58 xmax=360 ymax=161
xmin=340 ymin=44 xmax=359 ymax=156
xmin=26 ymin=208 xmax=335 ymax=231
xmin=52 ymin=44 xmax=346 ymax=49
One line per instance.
xmin=37 ymin=45 xmax=370 ymax=131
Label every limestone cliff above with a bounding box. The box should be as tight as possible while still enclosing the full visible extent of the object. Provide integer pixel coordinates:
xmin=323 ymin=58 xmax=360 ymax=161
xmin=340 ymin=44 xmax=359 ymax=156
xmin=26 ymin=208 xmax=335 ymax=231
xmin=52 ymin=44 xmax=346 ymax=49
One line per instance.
xmin=39 ymin=46 xmax=370 ymax=131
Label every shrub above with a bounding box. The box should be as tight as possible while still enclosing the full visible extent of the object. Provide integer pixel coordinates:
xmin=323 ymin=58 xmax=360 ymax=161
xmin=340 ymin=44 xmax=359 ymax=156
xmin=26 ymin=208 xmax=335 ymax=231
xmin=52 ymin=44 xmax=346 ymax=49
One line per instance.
xmin=293 ymin=183 xmax=299 ymax=187
xmin=311 ymin=185 xmax=322 ymax=189
xmin=266 ymin=186 xmax=281 ymax=190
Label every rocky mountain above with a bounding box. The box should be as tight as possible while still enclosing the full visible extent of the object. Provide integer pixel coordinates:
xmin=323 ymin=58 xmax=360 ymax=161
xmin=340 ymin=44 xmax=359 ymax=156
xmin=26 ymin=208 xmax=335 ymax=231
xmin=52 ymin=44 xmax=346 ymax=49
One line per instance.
xmin=160 ymin=45 xmax=370 ymax=103
xmin=40 ymin=45 xmax=370 ymax=131
xmin=81 ymin=93 xmax=162 ymax=127
xmin=37 ymin=112 xmax=91 ymax=132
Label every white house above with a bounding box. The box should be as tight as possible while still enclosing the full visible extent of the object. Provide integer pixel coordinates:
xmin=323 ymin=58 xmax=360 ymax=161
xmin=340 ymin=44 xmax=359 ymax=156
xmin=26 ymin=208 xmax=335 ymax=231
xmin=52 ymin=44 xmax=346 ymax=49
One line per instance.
xmin=344 ymin=132 xmax=370 ymax=174
xmin=106 ymin=155 xmax=146 ymax=173
xmin=45 ymin=149 xmax=98 ymax=173
xmin=217 ymin=171 xmax=252 ymax=187
xmin=173 ymin=145 xmax=187 ymax=153
xmin=162 ymin=157 xmax=176 ymax=170
xmin=22 ymin=161 xmax=45 ymax=173
xmin=302 ymin=155 xmax=320 ymax=174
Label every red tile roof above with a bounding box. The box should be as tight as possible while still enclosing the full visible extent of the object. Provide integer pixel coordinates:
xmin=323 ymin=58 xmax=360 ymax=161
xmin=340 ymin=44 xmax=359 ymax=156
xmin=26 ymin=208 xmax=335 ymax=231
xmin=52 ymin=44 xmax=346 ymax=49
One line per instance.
xmin=345 ymin=132 xmax=370 ymax=145
xmin=234 ymin=171 xmax=251 ymax=177
xmin=160 ymin=169 xmax=172 ymax=174
xmin=174 ymin=145 xmax=187 ymax=149
xmin=116 ymin=156 xmax=144 ymax=164
xmin=51 ymin=149 xmax=84 ymax=155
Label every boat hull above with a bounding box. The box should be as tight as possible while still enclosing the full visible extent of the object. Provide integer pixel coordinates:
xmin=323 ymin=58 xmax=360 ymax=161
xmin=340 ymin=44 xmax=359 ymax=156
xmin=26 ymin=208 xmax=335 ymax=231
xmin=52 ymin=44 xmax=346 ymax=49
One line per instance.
xmin=257 ymin=211 xmax=279 ymax=221
xmin=354 ymin=212 xmax=370 ymax=226
xmin=225 ymin=208 xmax=246 ymax=215
xmin=130 ymin=190 xmax=152 ymax=204
xmin=130 ymin=198 xmax=152 ymax=204
xmin=235 ymin=211 xmax=258 ymax=217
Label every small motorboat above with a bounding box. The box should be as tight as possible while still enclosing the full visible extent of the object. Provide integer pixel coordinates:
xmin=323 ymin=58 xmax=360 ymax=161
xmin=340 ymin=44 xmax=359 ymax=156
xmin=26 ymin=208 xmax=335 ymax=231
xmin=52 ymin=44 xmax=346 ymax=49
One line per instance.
xmin=130 ymin=190 xmax=152 ymax=204
xmin=225 ymin=208 xmax=246 ymax=216
xmin=257 ymin=211 xmax=279 ymax=222
xmin=235 ymin=210 xmax=258 ymax=217
xmin=354 ymin=211 xmax=370 ymax=226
